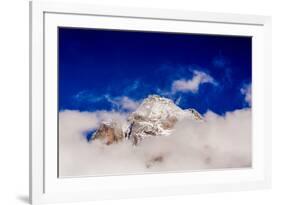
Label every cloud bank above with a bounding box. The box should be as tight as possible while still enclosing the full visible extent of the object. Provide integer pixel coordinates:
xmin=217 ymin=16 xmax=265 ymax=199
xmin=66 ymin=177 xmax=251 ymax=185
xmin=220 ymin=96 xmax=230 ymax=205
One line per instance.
xmin=172 ymin=70 xmax=217 ymax=93
xmin=59 ymin=108 xmax=251 ymax=177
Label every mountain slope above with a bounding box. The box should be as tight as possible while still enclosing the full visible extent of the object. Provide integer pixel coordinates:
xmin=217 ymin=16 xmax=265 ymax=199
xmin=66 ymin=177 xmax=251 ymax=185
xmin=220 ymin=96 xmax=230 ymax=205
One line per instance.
xmin=92 ymin=95 xmax=203 ymax=145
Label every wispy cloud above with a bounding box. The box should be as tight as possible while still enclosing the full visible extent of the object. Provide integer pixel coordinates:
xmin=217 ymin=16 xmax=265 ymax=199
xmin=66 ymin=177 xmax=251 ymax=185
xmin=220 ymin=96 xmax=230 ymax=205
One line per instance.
xmin=124 ymin=80 xmax=140 ymax=94
xmin=172 ymin=70 xmax=217 ymax=94
xmin=212 ymin=54 xmax=228 ymax=68
xmin=105 ymin=95 xmax=140 ymax=111
xmin=175 ymin=96 xmax=182 ymax=105
xmin=73 ymin=67 xmax=221 ymax=112
xmin=240 ymin=84 xmax=251 ymax=106
xmin=73 ymin=90 xmax=140 ymax=112
xmin=73 ymin=90 xmax=104 ymax=103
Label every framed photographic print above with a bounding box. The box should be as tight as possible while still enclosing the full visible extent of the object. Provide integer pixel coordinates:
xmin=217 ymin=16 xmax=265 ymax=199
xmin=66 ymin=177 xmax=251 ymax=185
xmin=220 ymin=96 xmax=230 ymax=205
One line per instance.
xmin=30 ymin=1 xmax=271 ymax=204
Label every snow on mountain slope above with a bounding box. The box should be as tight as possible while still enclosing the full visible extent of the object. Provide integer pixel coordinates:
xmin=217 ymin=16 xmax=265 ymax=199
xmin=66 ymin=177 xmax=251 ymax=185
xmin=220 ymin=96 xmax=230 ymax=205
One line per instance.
xmin=92 ymin=95 xmax=203 ymax=145
xmin=127 ymin=95 xmax=202 ymax=144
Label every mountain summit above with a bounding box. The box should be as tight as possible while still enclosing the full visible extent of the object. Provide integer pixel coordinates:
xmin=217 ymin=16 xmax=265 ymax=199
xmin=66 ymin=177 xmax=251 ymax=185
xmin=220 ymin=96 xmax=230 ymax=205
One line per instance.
xmin=91 ymin=95 xmax=203 ymax=145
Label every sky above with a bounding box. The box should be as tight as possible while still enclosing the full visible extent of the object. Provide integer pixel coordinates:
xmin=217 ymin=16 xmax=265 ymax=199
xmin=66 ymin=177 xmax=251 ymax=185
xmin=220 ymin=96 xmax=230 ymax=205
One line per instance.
xmin=58 ymin=27 xmax=252 ymax=115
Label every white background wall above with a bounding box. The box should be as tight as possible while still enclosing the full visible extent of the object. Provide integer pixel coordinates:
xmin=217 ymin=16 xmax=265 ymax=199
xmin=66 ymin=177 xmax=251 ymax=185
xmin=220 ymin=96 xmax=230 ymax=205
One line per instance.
xmin=0 ymin=0 xmax=279 ymax=204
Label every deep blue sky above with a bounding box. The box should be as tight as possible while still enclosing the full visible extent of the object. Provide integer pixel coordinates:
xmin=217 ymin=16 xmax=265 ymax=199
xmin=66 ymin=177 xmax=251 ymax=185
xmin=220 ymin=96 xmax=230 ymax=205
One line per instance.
xmin=59 ymin=27 xmax=252 ymax=115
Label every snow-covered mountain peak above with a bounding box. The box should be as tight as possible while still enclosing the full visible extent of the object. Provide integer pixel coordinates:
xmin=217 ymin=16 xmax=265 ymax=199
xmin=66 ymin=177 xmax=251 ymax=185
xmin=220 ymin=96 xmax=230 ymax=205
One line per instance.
xmin=92 ymin=95 xmax=203 ymax=145
xmin=129 ymin=95 xmax=184 ymax=123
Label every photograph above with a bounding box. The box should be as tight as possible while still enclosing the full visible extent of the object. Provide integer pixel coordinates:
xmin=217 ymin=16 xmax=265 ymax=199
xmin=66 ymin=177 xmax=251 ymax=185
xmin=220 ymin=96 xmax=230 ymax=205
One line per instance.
xmin=58 ymin=27 xmax=252 ymax=177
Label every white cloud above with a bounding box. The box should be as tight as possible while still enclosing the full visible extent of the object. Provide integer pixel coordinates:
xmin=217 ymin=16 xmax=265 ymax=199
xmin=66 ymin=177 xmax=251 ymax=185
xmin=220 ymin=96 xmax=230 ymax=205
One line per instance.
xmin=73 ymin=90 xmax=103 ymax=103
xmin=73 ymin=91 xmax=140 ymax=112
xmin=59 ymin=108 xmax=251 ymax=177
xmin=175 ymin=96 xmax=182 ymax=105
xmin=124 ymin=80 xmax=140 ymax=94
xmin=118 ymin=96 xmax=140 ymax=111
xmin=172 ymin=70 xmax=216 ymax=93
xmin=240 ymin=84 xmax=252 ymax=106
xmin=105 ymin=95 xmax=140 ymax=111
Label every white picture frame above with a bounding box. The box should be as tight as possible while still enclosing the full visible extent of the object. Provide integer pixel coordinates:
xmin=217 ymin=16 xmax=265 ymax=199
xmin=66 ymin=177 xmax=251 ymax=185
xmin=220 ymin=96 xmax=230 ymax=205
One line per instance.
xmin=30 ymin=1 xmax=272 ymax=204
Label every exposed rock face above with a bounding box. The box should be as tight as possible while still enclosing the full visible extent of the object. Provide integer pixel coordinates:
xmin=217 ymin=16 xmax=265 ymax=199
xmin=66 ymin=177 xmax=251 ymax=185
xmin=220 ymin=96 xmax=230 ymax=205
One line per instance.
xmin=93 ymin=121 xmax=124 ymax=145
xmin=187 ymin=108 xmax=203 ymax=121
xmin=145 ymin=155 xmax=164 ymax=168
xmin=91 ymin=95 xmax=203 ymax=145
